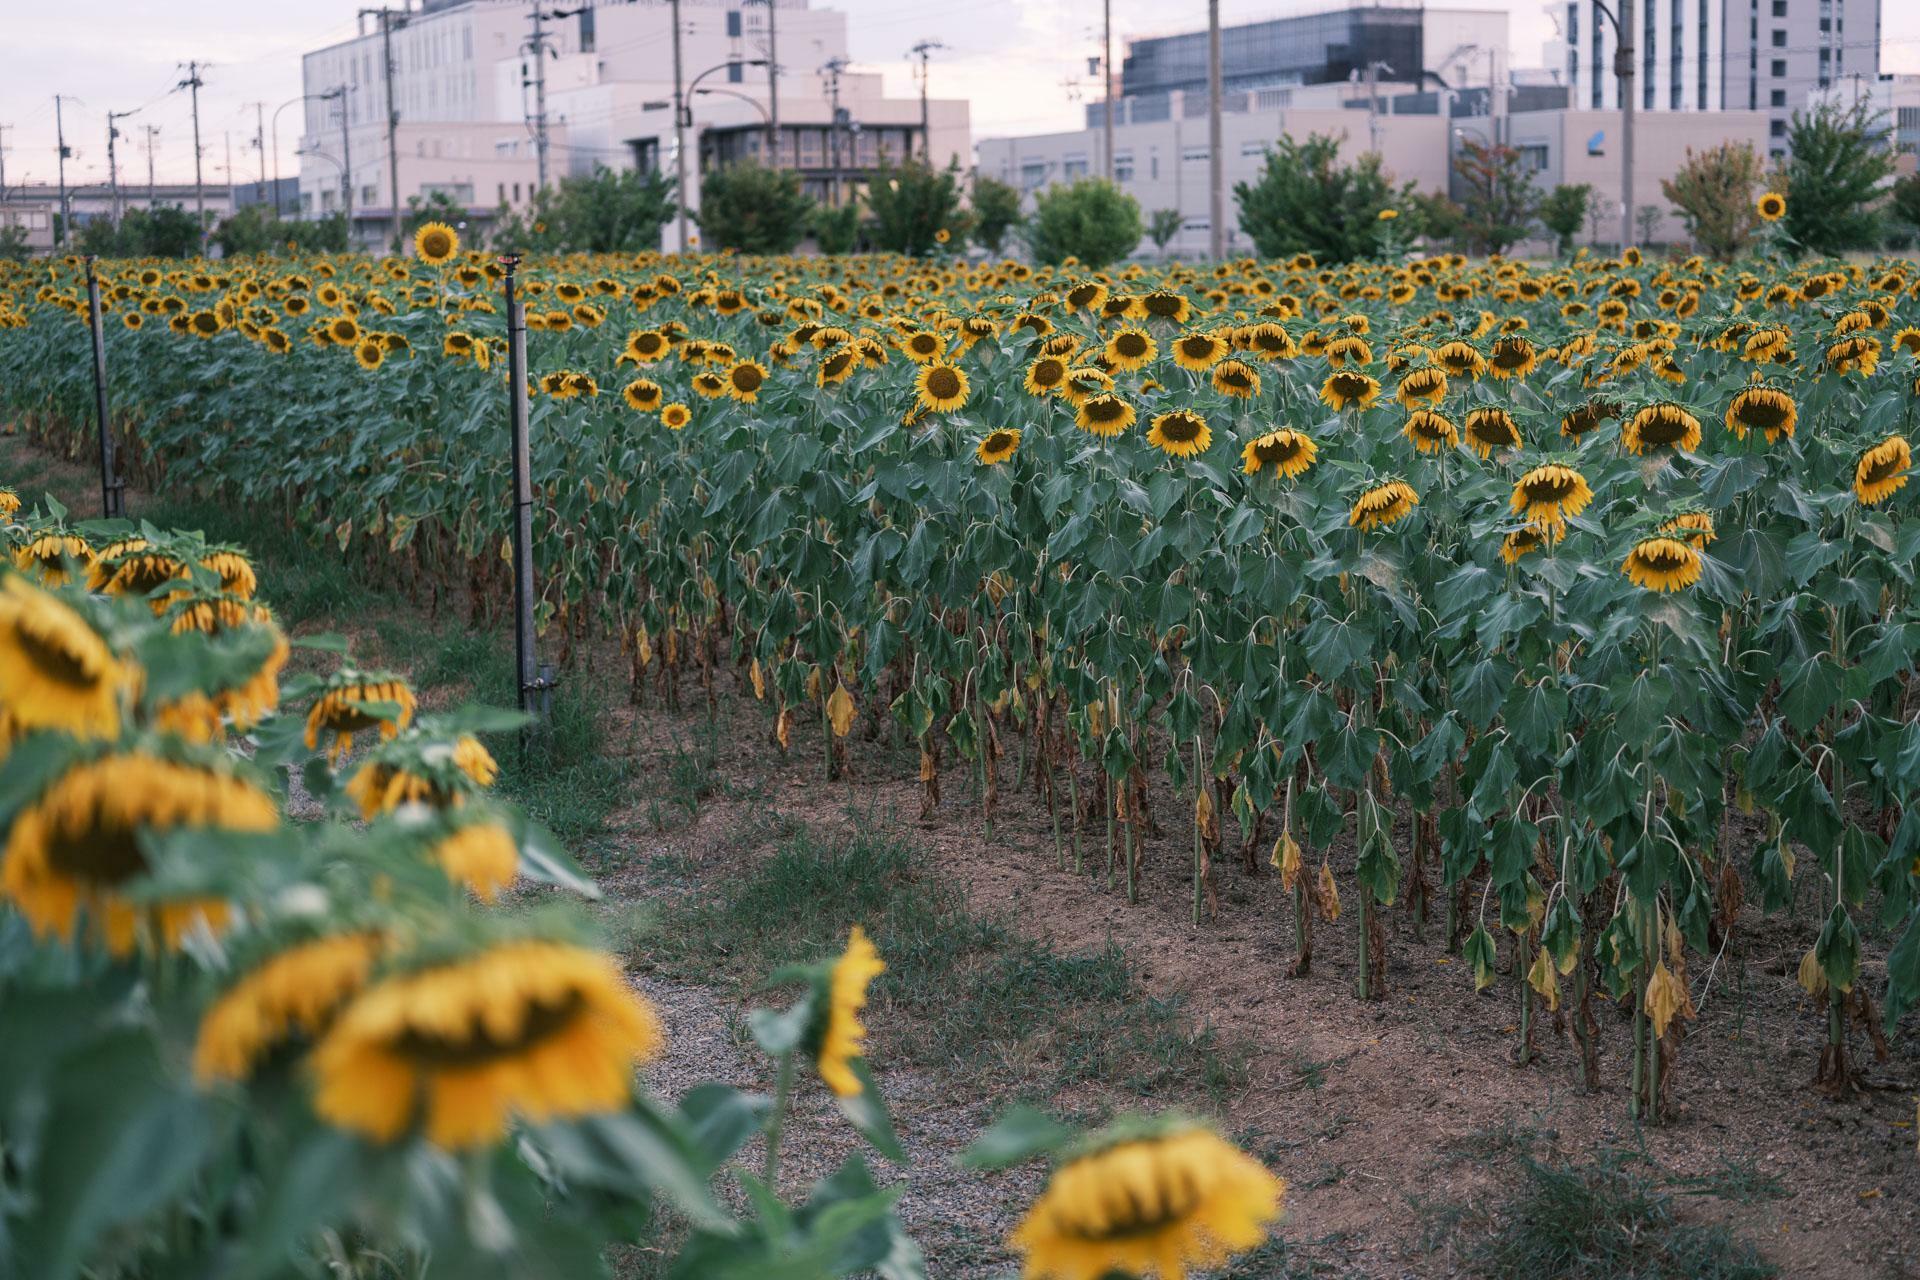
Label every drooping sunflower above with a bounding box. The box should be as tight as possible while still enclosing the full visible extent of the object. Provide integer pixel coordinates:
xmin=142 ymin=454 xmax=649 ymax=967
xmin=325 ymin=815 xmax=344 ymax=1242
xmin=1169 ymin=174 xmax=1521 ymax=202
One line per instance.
xmin=0 ymin=576 xmax=129 ymax=746
xmin=1241 ymin=429 xmax=1317 ymax=479
xmin=726 ymin=359 xmax=769 ymax=404
xmin=194 ymin=930 xmax=386 ymax=1082
xmin=1854 ymin=434 xmax=1912 ymax=505
xmin=1401 ymin=409 xmax=1458 ymax=455
xmin=976 ymin=428 xmax=1022 ymax=466
xmin=1244 ymin=322 xmax=1297 ymax=360
xmin=0 ymin=488 xmax=21 ymax=520
xmin=1560 ymin=397 xmax=1620 ymax=442
xmin=816 ymin=925 xmax=885 ymax=1096
xmin=428 ymin=811 xmax=521 ymax=901
xmin=691 ymin=370 xmax=727 ymax=400
xmin=1622 ymin=536 xmax=1703 ymax=592
xmin=202 ymin=548 xmax=258 ymax=599
xmin=1659 ymin=511 xmax=1717 ymax=548
xmin=661 ymin=402 xmax=692 ymax=430
xmin=1075 ymin=393 xmax=1136 ymax=439
xmin=311 ymin=939 xmax=662 ymax=1149
xmin=1462 ymin=407 xmax=1521 ymax=458
xmin=1826 ymin=336 xmax=1880 ymax=376
xmin=1433 ymin=340 xmax=1487 ymax=379
xmin=1723 ymin=386 xmax=1796 ymax=443
xmin=622 ymin=378 xmax=664 ymax=412
xmin=1104 ymin=327 xmax=1157 ymax=372
xmin=1500 ymin=526 xmax=1548 ymax=565
xmin=1395 ymin=366 xmax=1448 ymax=409
xmin=1509 ymin=463 xmax=1593 ymax=531
xmin=1 ymin=750 xmax=278 ymax=954
xmin=1210 ymin=359 xmax=1260 ymax=400
xmin=1141 ymin=290 xmax=1191 ymax=324
xmin=817 ymin=344 xmax=859 ymax=387
xmin=1488 ymin=335 xmax=1538 ymax=380
xmin=1172 ymin=330 xmax=1228 ymax=372
xmin=343 ymin=731 xmax=497 ymax=820
xmin=1756 ymin=191 xmax=1786 ymax=222
xmin=1349 ymin=480 xmax=1419 ymax=531
xmin=1147 ymin=410 xmax=1212 ymax=459
xmin=916 ymin=361 xmax=970 ymax=413
xmin=1621 ymin=402 xmax=1702 ymax=454
xmin=1009 ymin=1122 xmax=1285 ymax=1280
xmin=304 ymin=674 xmax=417 ymax=763
xmin=1319 ymin=370 xmax=1381 ymax=412
xmin=13 ymin=533 xmax=94 ymax=587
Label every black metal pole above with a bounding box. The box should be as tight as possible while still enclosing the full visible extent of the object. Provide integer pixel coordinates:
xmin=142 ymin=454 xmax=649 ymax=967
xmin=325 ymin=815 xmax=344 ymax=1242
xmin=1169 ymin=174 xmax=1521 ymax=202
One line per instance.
xmin=501 ymin=255 xmax=543 ymax=730
xmin=83 ymin=257 xmax=124 ymax=520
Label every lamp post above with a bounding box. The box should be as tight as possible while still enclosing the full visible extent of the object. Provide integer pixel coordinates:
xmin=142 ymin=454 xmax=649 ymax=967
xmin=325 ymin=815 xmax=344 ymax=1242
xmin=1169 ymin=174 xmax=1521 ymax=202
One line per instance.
xmin=1584 ymin=0 xmax=1636 ymax=248
xmin=676 ymin=59 xmax=768 ymax=244
xmin=275 ymin=93 xmax=338 ymax=219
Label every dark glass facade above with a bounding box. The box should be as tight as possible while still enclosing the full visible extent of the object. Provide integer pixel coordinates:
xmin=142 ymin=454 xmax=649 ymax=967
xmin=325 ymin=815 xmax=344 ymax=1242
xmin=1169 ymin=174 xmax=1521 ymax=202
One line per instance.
xmin=1120 ymin=6 xmax=1423 ymax=97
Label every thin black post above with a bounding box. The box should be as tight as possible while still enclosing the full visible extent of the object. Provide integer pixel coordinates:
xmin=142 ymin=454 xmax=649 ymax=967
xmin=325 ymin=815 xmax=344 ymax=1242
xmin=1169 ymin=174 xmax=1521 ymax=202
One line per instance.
xmin=500 ymin=255 xmax=547 ymax=730
xmin=83 ymin=257 xmax=124 ymax=519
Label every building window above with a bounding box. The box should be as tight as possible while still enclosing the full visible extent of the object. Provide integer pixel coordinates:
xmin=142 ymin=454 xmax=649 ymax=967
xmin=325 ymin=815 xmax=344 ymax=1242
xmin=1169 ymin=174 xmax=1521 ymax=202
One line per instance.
xmin=1150 ymin=150 xmax=1159 ymax=179
xmin=1518 ymin=144 xmax=1550 ymax=172
xmin=1772 ymin=0 xmax=1786 ymax=12
xmin=1181 ymin=145 xmax=1208 ymax=162
xmin=1771 ymin=29 xmax=1786 ymax=45
xmin=1019 ymin=160 xmax=1047 ymax=191
xmin=1771 ymin=59 xmax=1787 ymax=77
xmin=1770 ymin=119 xmax=1787 ymax=137
xmin=1063 ymin=156 xmax=1088 ymax=179
xmin=728 ymin=61 xmax=743 ymax=83
xmin=1771 ymin=88 xmax=1786 ymax=105
xmin=726 ymin=10 xmax=741 ymax=37
xmin=1114 ymin=151 xmax=1134 ymax=181
xmin=1240 ymin=140 xmax=1267 ymax=158
xmin=1181 ymin=217 xmax=1209 ymax=233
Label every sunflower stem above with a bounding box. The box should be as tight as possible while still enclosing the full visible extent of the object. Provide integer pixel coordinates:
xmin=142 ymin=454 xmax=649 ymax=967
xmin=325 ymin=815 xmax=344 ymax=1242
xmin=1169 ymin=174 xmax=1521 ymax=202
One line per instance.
xmin=764 ymin=1051 xmax=795 ymax=1186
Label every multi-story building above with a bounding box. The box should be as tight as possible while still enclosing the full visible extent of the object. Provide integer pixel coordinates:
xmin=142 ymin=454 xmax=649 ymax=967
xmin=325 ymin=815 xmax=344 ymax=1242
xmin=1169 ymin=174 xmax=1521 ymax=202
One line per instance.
xmin=0 ymin=182 xmax=236 ymax=251
xmin=1552 ymin=0 xmax=1881 ymax=161
xmin=298 ymin=0 xmax=967 ymax=250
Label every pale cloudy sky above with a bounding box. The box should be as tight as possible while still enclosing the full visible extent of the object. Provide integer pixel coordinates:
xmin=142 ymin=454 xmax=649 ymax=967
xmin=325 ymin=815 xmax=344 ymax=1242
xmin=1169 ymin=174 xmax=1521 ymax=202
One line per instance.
xmin=4 ymin=0 xmax=1918 ymax=189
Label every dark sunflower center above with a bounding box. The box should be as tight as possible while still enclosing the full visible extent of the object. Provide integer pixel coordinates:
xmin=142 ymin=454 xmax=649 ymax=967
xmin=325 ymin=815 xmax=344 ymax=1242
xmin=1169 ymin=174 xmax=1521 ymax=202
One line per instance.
xmin=1736 ymin=396 xmax=1790 ymax=429
xmin=1146 ymin=295 xmax=1181 ymax=316
xmin=1116 ymin=333 xmax=1147 ymax=357
xmin=1524 ymin=475 xmax=1575 ymax=501
xmin=1493 ymin=345 xmax=1530 ymax=368
xmin=1218 ymin=366 xmax=1251 ymax=388
xmin=1057 ymin=1170 xmax=1204 ymax=1241
xmin=17 ymin=622 xmax=99 ymax=690
xmin=985 ymin=431 xmax=1015 ymax=452
xmin=1332 ymin=373 xmax=1371 ymax=395
xmin=824 ymin=353 xmax=852 ymax=376
xmin=46 ymin=814 xmax=148 ymax=887
xmin=732 ymin=366 xmax=763 ymax=391
xmin=1087 ymin=398 xmax=1125 ymax=422
xmin=1471 ymin=415 xmax=1517 ymax=444
xmin=1864 ymin=455 xmax=1902 ymax=483
xmin=927 ymin=368 xmax=961 ymax=399
xmin=1033 ymin=361 xmax=1063 ymax=386
xmin=1180 ymin=338 xmax=1215 ymax=358
xmin=1160 ymin=415 xmax=1202 ymax=442
xmin=392 ymin=990 xmax=587 ymax=1066
xmin=1638 ymin=414 xmax=1690 ymax=444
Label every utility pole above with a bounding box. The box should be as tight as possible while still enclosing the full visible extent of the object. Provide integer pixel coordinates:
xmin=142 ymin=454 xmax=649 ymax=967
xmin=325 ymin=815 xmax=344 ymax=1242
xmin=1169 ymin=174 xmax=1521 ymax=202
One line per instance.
xmin=107 ymin=111 xmax=136 ymax=226
xmin=823 ymin=57 xmax=846 ymax=209
xmin=143 ymin=125 xmax=159 ymax=208
xmin=765 ymin=0 xmax=779 ymax=164
xmin=1616 ymin=0 xmax=1635 ymax=248
xmin=0 ymin=125 xmax=9 ymax=200
xmin=376 ymin=9 xmax=404 ymax=250
xmin=179 ymin=62 xmax=207 ymax=248
xmin=1103 ymin=0 xmax=1114 ymax=181
xmin=244 ymin=101 xmax=267 ymax=191
xmin=1206 ymin=0 xmax=1223 ymax=260
xmin=909 ymin=40 xmax=944 ymax=164
xmin=54 ymin=96 xmax=71 ymax=246
xmin=334 ymin=87 xmax=354 ymax=232
xmin=672 ymin=0 xmax=689 ymax=247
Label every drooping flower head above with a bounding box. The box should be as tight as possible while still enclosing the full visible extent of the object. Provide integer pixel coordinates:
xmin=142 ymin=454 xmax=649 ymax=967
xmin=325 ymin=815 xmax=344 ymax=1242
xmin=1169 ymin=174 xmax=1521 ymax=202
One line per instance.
xmin=1622 ymin=536 xmax=1703 ymax=592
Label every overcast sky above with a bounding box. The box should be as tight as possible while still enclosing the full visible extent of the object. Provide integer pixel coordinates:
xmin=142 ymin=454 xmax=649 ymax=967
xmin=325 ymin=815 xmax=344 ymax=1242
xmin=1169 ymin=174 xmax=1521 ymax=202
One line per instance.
xmin=5 ymin=0 xmax=1918 ymax=189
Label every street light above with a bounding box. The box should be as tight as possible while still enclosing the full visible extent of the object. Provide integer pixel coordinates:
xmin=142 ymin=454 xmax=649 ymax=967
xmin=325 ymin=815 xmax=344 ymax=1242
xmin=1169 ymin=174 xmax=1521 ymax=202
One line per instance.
xmin=1582 ymin=0 xmax=1636 ymax=249
xmin=273 ymin=92 xmax=340 ymax=219
xmin=683 ymin=60 xmax=769 ymax=127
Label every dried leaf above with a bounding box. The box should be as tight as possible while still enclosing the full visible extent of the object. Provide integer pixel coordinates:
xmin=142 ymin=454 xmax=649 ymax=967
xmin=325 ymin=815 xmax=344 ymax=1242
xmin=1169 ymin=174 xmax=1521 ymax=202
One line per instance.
xmin=749 ymin=657 xmax=765 ymax=700
xmin=1645 ymin=961 xmax=1693 ymax=1038
xmin=1527 ymin=947 xmax=1561 ymax=1013
xmin=1271 ymin=831 xmax=1303 ymax=892
xmin=1317 ymin=862 xmax=1341 ymax=922
xmin=827 ymin=683 xmax=856 ymax=738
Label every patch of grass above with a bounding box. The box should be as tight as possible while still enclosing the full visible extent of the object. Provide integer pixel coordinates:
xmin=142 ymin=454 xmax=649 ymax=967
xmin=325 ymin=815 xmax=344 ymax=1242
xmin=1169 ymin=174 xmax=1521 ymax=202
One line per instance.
xmin=637 ymin=821 xmax=1251 ymax=1106
xmin=138 ymin=494 xmax=374 ymax=627
xmin=1423 ymin=1135 xmax=1778 ymax=1280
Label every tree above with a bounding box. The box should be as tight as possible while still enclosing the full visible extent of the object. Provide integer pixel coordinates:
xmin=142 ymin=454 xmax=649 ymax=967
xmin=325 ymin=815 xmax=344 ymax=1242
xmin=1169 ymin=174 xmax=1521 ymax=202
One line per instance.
xmin=285 ymin=214 xmax=351 ymax=255
xmin=970 ymin=173 xmax=1023 ymax=255
xmin=1024 ymin=178 xmax=1141 ymax=267
xmin=401 ymin=190 xmax=468 ymax=244
xmin=1538 ymin=184 xmax=1591 ymax=256
xmin=1235 ymin=133 xmax=1413 ymax=262
xmin=865 ymin=158 xmax=969 ymax=256
xmin=491 ymin=164 xmax=676 ymax=253
xmin=76 ymin=205 xmax=205 ymax=258
xmin=1147 ymin=208 xmax=1182 ymax=257
xmin=1452 ymin=141 xmax=1539 ymax=255
xmin=211 ymin=205 xmax=280 ymax=258
xmin=0 ymin=223 xmax=29 ymax=263
xmin=812 ymin=203 xmax=862 ymax=255
xmin=1780 ymin=100 xmax=1895 ymax=256
xmin=1661 ymin=141 xmax=1764 ymax=259
xmin=1405 ymin=190 xmax=1464 ymax=251
xmin=1635 ymin=203 xmax=1666 ymax=246
xmin=695 ymin=162 xmax=816 ymax=255
xmin=1890 ymin=171 xmax=1920 ymax=233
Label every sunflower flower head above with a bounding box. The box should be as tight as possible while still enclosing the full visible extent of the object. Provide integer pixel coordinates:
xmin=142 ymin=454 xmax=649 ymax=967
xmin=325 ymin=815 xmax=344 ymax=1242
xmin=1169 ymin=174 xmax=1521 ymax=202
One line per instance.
xmin=1510 ymin=463 xmax=1593 ymax=531
xmin=1622 ymin=536 xmax=1704 ymax=592
xmin=1349 ymin=480 xmax=1419 ymax=531
xmin=1854 ymin=434 xmax=1912 ymax=505
xmin=814 ymin=924 xmax=885 ymax=1097
xmin=1241 ymin=429 xmax=1317 ymax=479
xmin=1147 ymin=410 xmax=1212 ymax=459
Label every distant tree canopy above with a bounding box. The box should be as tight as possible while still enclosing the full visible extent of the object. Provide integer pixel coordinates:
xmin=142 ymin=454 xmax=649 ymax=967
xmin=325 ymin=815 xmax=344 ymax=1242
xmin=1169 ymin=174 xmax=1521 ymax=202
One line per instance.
xmin=1023 ymin=178 xmax=1141 ymax=268
xmin=969 ymin=173 xmax=1024 ymax=255
xmin=491 ymin=165 xmax=677 ymax=253
xmin=1234 ymin=133 xmax=1412 ymax=263
xmin=1780 ymin=100 xmax=1895 ymax=256
xmin=1452 ymin=141 xmax=1540 ymax=256
xmin=696 ymin=163 xmax=816 ymax=255
xmin=77 ymin=205 xmax=205 ymax=258
xmin=1661 ymin=141 xmax=1765 ymax=260
xmin=865 ymin=158 xmax=969 ymax=256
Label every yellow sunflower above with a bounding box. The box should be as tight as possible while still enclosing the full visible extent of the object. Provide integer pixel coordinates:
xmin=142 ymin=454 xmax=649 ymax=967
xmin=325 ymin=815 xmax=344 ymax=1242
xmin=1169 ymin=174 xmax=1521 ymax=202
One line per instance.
xmin=311 ymin=939 xmax=662 ymax=1149
xmin=1319 ymin=370 xmax=1381 ymax=412
xmin=1010 ymin=1123 xmax=1285 ymax=1280
xmin=727 ymin=359 xmax=769 ymax=404
xmin=14 ymin=533 xmax=94 ymax=587
xmin=816 ymin=924 xmax=885 ymax=1096
xmin=0 ymin=488 xmax=19 ymax=519
xmin=1147 ymin=410 xmax=1212 ymax=459
xmin=662 ymin=402 xmax=692 ymax=430
xmin=1433 ymin=340 xmax=1487 ymax=379
xmin=1210 ymin=359 xmax=1260 ymax=399
xmin=304 ymin=676 xmax=417 ymax=764
xmin=900 ymin=330 xmax=946 ymax=364
xmin=0 ymin=576 xmax=129 ymax=746
xmin=976 ymin=428 xmax=1022 ymax=466
xmin=1560 ymin=397 xmax=1619 ymax=442
xmin=1401 ymin=409 xmax=1458 ymax=455
xmin=1349 ymin=480 xmax=1419 ymax=531
xmin=195 ymin=931 xmax=386 ymax=1082
xmin=1500 ymin=526 xmax=1548 ymax=565
xmin=1172 ymin=330 xmax=1227 ymax=371
xmin=1024 ymin=355 xmax=1070 ymax=396
xmin=413 ymin=221 xmax=460 ymax=264
xmin=1104 ymin=327 xmax=1156 ymax=372
xmin=429 ymin=815 xmax=521 ymax=901
xmin=1075 ymin=393 xmax=1136 ymax=438
xmin=1724 ymin=387 xmax=1796 ymax=443
xmin=1854 ymin=434 xmax=1912 ymax=505
xmin=1621 ymin=403 xmax=1702 ymax=454
xmin=1462 ymin=407 xmax=1521 ymax=458
xmin=354 ymin=337 xmax=386 ymax=371
xmin=1622 ymin=536 xmax=1703 ymax=592
xmin=915 ymin=362 xmax=970 ymax=413
xmin=623 ymin=379 xmax=664 ymax=412
xmin=1756 ymin=192 xmax=1786 ymax=222
xmin=1509 ymin=464 xmax=1593 ymax=531
xmin=1658 ymin=511 xmax=1717 ymax=548
xmin=1395 ymin=366 xmax=1449 ymax=408
xmin=1 ymin=751 xmax=278 ymax=954
xmin=1241 ymin=429 xmax=1317 ymax=479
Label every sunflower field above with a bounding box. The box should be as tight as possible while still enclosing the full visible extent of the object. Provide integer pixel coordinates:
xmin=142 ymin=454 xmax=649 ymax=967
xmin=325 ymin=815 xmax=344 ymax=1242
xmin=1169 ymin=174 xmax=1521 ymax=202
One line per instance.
xmin=2 ymin=227 xmax=1919 ymax=1149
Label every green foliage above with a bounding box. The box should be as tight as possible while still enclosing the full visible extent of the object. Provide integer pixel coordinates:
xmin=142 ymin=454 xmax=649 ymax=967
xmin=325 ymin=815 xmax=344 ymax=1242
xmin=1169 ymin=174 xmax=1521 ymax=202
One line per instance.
xmin=1453 ymin=141 xmax=1540 ymax=255
xmin=1024 ymin=178 xmax=1141 ymax=268
xmin=1661 ymin=142 xmax=1765 ymax=260
xmin=1890 ymin=172 xmax=1920 ymax=233
xmin=969 ymin=173 xmax=1024 ymax=255
xmin=812 ymin=203 xmax=863 ymax=255
xmin=1233 ymin=133 xmax=1411 ymax=262
xmin=76 ymin=206 xmax=204 ymax=258
xmin=401 ymin=190 xmax=470 ymax=243
xmin=1538 ymin=184 xmax=1592 ymax=256
xmin=865 ymin=158 xmax=969 ymax=256
xmin=1781 ymin=100 xmax=1896 ymax=256
xmin=1147 ymin=208 xmax=1182 ymax=253
xmin=0 ymin=223 xmax=32 ymax=263
xmin=1405 ymin=189 xmax=1465 ymax=250
xmin=209 ymin=205 xmax=280 ymax=258
xmin=695 ymin=162 xmax=816 ymax=255
xmin=491 ymin=164 xmax=677 ymax=254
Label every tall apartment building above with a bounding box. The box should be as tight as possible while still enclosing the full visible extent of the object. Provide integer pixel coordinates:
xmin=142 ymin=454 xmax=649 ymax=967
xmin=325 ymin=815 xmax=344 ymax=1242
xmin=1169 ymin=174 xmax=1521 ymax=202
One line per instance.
xmin=297 ymin=0 xmax=967 ymax=249
xmin=1553 ymin=0 xmax=1881 ymax=159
